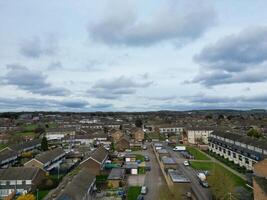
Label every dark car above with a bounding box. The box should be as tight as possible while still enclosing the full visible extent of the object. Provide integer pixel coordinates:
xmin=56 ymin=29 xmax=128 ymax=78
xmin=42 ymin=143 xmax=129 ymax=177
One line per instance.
xmin=137 ymin=195 xmax=144 ymax=200
xmin=199 ymin=180 xmax=209 ymax=188
xmin=144 ymin=155 xmax=150 ymax=162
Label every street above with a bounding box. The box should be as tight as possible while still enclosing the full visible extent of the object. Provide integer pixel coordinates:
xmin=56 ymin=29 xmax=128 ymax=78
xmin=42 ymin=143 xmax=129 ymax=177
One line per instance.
xmin=167 ymin=146 xmax=212 ymax=200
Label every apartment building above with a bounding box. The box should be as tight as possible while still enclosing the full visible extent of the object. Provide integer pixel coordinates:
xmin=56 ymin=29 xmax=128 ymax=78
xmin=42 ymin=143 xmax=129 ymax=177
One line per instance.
xmin=158 ymin=126 xmax=184 ymax=134
xmin=187 ymin=128 xmax=213 ymax=144
xmin=209 ymin=131 xmax=267 ymax=170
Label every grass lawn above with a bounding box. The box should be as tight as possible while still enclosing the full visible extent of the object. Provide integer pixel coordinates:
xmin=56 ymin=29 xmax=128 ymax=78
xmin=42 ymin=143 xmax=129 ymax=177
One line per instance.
xmin=38 ymin=190 xmax=50 ymax=200
xmin=127 ymin=186 xmax=141 ymax=200
xmin=23 ymin=124 xmax=38 ymax=131
xmin=135 ymin=154 xmax=145 ymax=162
xmin=190 ymin=161 xmax=246 ymax=187
xmin=15 ymin=131 xmax=36 ymax=137
xmin=186 ymin=147 xmax=210 ymax=160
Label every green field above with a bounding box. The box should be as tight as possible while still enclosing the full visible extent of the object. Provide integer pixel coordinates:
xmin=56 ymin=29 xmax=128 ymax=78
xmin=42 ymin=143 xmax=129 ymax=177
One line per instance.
xmin=15 ymin=131 xmax=36 ymax=137
xmin=190 ymin=161 xmax=246 ymax=187
xmin=186 ymin=147 xmax=210 ymax=160
xmin=127 ymin=186 xmax=141 ymax=200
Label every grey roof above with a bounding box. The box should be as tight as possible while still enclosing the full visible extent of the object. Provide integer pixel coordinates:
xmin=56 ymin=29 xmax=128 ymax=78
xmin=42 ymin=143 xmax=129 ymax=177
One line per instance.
xmin=162 ymin=156 xmax=176 ymax=165
xmin=9 ymin=139 xmax=40 ymax=152
xmin=35 ymin=148 xmax=65 ymax=164
xmin=0 ymin=167 xmax=41 ymax=180
xmin=0 ymin=148 xmax=18 ymax=163
xmin=168 ymin=170 xmax=190 ymax=183
xmin=157 ymin=149 xmax=169 ymax=154
xmin=211 ymin=130 xmax=267 ymax=150
xmin=56 ymin=168 xmax=96 ymax=200
xmin=89 ymin=145 xmax=108 ymax=164
xmin=123 ymin=162 xmax=138 ymax=169
xmin=107 ymin=168 xmax=125 ymax=180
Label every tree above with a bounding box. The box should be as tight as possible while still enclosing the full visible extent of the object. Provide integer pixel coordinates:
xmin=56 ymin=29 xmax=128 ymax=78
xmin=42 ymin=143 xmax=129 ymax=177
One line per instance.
xmin=247 ymin=128 xmax=263 ymax=139
xmin=17 ymin=194 xmax=36 ymax=200
xmin=135 ymin=118 xmax=143 ymax=128
xmin=41 ymin=136 xmax=48 ymax=151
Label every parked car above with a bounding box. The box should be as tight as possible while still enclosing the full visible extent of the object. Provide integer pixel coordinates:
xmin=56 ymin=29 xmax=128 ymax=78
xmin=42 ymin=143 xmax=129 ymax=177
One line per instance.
xmin=173 ymin=146 xmax=186 ymax=151
xmin=137 ymin=195 xmax=144 ymax=200
xmin=141 ymin=186 xmax=148 ymax=195
xmin=125 ymin=149 xmax=132 ymax=153
xmin=183 ymin=160 xmax=189 ymax=166
xmin=142 ymin=145 xmax=147 ymax=150
xmin=144 ymin=155 xmax=150 ymax=162
xmin=145 ymin=166 xmax=151 ymax=171
xmin=199 ymin=180 xmax=209 ymax=188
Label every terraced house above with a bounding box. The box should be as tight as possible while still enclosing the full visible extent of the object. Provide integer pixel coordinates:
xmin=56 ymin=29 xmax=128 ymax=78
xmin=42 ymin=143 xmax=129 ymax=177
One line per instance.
xmin=208 ymin=131 xmax=267 ymax=170
xmin=24 ymin=148 xmax=65 ymax=172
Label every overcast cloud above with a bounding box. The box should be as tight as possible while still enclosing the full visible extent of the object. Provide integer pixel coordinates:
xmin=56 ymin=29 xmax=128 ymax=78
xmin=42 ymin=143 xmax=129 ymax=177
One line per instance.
xmin=1 ymin=0 xmax=267 ymax=111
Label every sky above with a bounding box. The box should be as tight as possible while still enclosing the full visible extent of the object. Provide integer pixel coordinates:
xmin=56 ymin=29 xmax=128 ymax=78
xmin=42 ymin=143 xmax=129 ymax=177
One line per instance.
xmin=1 ymin=0 xmax=267 ymax=112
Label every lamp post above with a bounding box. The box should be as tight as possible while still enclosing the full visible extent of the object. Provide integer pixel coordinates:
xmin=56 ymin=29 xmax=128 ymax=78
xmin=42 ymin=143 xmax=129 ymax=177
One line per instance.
xmin=36 ymin=188 xmax=39 ymax=200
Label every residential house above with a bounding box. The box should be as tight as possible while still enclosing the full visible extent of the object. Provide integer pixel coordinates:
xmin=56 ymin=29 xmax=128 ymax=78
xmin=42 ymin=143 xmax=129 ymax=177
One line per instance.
xmin=79 ymin=145 xmax=108 ymax=175
xmin=0 ymin=148 xmax=19 ymax=168
xmin=209 ymin=131 xmax=267 ymax=170
xmin=111 ymin=129 xmax=124 ymax=143
xmin=158 ymin=126 xmax=184 ymax=134
xmin=45 ymin=127 xmax=76 ymax=141
xmin=107 ymin=168 xmax=125 ymax=188
xmin=132 ymin=128 xmax=144 ymax=142
xmin=115 ymin=135 xmax=130 ymax=152
xmin=46 ymin=168 xmax=96 ymax=200
xmin=253 ymin=159 xmax=267 ymax=200
xmin=0 ymin=167 xmax=46 ymax=198
xmin=24 ymin=148 xmax=65 ymax=172
xmin=9 ymin=139 xmax=41 ymax=154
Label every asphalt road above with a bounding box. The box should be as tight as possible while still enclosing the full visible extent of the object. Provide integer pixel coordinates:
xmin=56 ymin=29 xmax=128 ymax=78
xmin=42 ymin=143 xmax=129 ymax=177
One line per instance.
xmin=136 ymin=144 xmax=165 ymax=200
xmin=167 ymin=146 xmax=212 ymax=200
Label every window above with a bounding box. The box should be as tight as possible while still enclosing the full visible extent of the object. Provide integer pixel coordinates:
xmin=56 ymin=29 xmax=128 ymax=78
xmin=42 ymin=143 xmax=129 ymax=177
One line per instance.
xmin=17 ymin=180 xmax=22 ymax=185
xmin=245 ymin=158 xmax=249 ymax=164
xmin=233 ymin=153 xmax=236 ymax=158
xmin=239 ymin=155 xmax=243 ymax=161
xmin=0 ymin=181 xmax=6 ymax=185
xmin=228 ymin=150 xmax=231 ymax=156
xmin=26 ymin=180 xmax=32 ymax=185
xmin=10 ymin=180 xmax=16 ymax=185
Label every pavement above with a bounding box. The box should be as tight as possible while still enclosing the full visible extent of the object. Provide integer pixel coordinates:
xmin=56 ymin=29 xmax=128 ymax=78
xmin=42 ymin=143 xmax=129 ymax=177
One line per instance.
xmin=167 ymin=146 xmax=212 ymax=200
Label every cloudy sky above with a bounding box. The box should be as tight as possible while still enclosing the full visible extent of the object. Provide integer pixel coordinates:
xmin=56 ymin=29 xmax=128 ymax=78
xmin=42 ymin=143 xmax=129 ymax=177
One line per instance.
xmin=1 ymin=0 xmax=267 ymax=112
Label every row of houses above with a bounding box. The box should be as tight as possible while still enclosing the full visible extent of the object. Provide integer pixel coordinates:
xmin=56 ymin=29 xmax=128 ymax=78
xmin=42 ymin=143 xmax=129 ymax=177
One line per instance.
xmin=208 ymin=130 xmax=267 ymax=170
xmin=0 ymin=139 xmax=41 ymax=168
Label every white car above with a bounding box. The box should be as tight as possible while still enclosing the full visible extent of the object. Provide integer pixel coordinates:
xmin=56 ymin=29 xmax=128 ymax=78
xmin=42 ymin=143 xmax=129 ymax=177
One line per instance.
xmin=183 ymin=160 xmax=190 ymax=166
xmin=141 ymin=186 xmax=147 ymax=195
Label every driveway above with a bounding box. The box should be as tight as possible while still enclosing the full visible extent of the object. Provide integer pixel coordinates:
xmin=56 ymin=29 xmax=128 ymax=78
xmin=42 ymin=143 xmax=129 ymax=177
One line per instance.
xmin=127 ymin=175 xmax=146 ymax=186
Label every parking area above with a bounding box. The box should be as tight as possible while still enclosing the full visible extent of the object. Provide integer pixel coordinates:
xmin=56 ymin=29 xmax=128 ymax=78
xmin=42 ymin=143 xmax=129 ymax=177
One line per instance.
xmin=127 ymin=175 xmax=146 ymax=186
